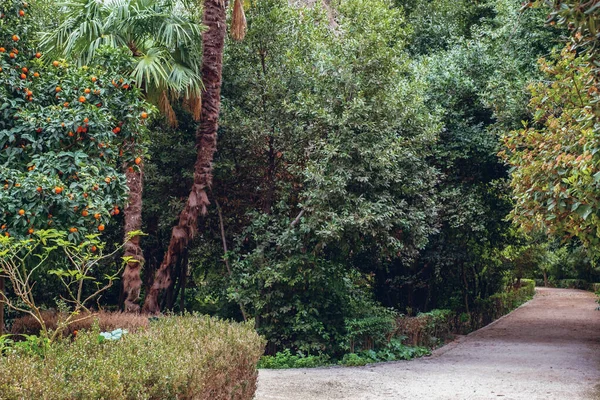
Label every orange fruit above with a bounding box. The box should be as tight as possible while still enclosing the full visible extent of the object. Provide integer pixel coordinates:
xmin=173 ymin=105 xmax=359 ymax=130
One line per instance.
xmin=35 ymin=52 xmax=41 ymax=58
xmin=97 ymin=224 xmax=105 ymax=231
xmin=0 ymin=47 xmax=5 ymax=53
xmin=21 ymin=67 xmax=27 ymax=73
xmin=20 ymin=73 xmax=25 ymax=79
xmin=28 ymin=228 xmax=34 ymax=234
xmin=55 ymin=86 xmax=61 ymax=92
xmin=83 ymin=192 xmax=88 ymax=198
xmin=12 ymin=35 xmax=19 ymax=41
xmin=141 ymin=112 xmax=148 ymax=119
xmin=94 ymin=213 xmax=101 ymax=219
xmin=4 ymin=233 xmax=9 ymax=237
xmin=0 ymin=225 xmax=5 ymax=230
xmin=113 ymin=207 xmax=120 ymax=215
xmin=135 ymin=157 xmax=142 ymax=165
xmin=84 ymin=88 xmax=90 ymax=94
xmin=104 ymin=177 xmax=111 ymax=184
xmin=91 ymin=245 xmax=97 ymax=252
xmin=19 ymin=10 xmax=24 ymax=16
xmin=82 ymin=210 xmax=89 ymax=217
xmin=54 ymin=187 xmax=63 ymax=194
xmin=68 ymin=131 xmax=74 ymax=137
xmin=112 ymin=126 xmax=121 ymax=134
xmin=91 ymin=76 xmax=97 ymax=82
xmin=36 ymin=186 xmax=42 ymax=193
xmin=69 ymin=227 xmax=77 ymax=233
xmin=83 ymin=117 xmax=89 ymax=123
xmin=18 ymin=209 xmax=25 ymax=216
xmin=33 ymin=72 xmax=39 ymax=78
xmin=9 ymin=52 xmax=15 ymax=59
xmin=79 ymin=96 xmax=86 ymax=103
xmin=52 ymin=60 xmax=59 ymax=67
xmin=63 ymin=102 xmax=69 ymax=107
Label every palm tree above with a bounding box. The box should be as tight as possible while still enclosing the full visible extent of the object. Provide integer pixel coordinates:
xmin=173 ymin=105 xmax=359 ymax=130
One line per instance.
xmin=41 ymin=0 xmax=204 ymax=312
xmin=142 ymin=0 xmax=246 ymax=313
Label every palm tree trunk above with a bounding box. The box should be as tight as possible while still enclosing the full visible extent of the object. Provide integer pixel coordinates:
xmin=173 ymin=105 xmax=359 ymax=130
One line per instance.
xmin=142 ymin=0 xmax=227 ymax=314
xmin=122 ymin=165 xmax=146 ymax=312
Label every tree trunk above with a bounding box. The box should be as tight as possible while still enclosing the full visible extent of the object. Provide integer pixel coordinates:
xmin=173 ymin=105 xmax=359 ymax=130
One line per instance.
xmin=543 ymin=271 xmax=548 ymax=287
xmin=142 ymin=0 xmax=227 ymax=314
xmin=0 ymin=277 xmax=4 ymax=334
xmin=122 ymin=164 xmax=146 ymax=312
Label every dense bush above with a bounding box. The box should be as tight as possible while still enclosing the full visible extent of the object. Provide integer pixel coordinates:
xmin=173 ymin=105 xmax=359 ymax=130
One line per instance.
xmin=0 ymin=315 xmax=265 ymax=400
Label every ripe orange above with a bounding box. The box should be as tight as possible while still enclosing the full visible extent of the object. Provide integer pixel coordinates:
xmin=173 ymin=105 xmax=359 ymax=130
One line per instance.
xmin=9 ymin=52 xmax=15 ymax=59
xmin=113 ymin=126 xmax=121 ymax=134
xmin=4 ymin=233 xmax=9 ymax=237
xmin=19 ymin=73 xmax=25 ymax=79
xmin=79 ymin=96 xmax=86 ymax=103
xmin=91 ymin=76 xmax=97 ymax=82
xmin=98 ymin=224 xmax=105 ymax=231
xmin=33 ymin=72 xmax=39 ymax=78
xmin=12 ymin=35 xmax=19 ymax=41
xmin=36 ymin=186 xmax=42 ymax=192
xmin=0 ymin=225 xmax=5 ymax=229
xmin=84 ymin=88 xmax=90 ymax=94
xmin=21 ymin=67 xmax=27 ymax=73
xmin=18 ymin=209 xmax=25 ymax=216
xmin=141 ymin=112 xmax=148 ymax=119
xmin=94 ymin=213 xmax=101 ymax=219
xmin=104 ymin=177 xmax=111 ymax=184
xmin=91 ymin=245 xmax=97 ymax=252
xmin=0 ymin=47 xmax=5 ymax=53
xmin=68 ymin=131 xmax=74 ymax=137
xmin=19 ymin=10 xmax=24 ymax=16
xmin=35 ymin=52 xmax=41 ymax=58
xmin=113 ymin=207 xmax=120 ymax=215
xmin=55 ymin=86 xmax=61 ymax=92
xmin=69 ymin=227 xmax=77 ymax=233
xmin=83 ymin=117 xmax=89 ymax=123
xmin=54 ymin=187 xmax=63 ymax=194
xmin=28 ymin=228 xmax=34 ymax=234
xmin=83 ymin=192 xmax=88 ymax=198
xmin=63 ymin=102 xmax=69 ymax=108
xmin=52 ymin=60 xmax=59 ymax=67
xmin=82 ymin=210 xmax=89 ymax=217
xmin=135 ymin=157 xmax=142 ymax=165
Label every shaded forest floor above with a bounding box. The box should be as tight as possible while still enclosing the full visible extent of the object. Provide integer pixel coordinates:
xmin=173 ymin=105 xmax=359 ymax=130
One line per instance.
xmin=256 ymin=288 xmax=600 ymax=400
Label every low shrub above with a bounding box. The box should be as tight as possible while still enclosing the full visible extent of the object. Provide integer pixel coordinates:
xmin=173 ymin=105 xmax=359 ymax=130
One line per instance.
xmin=257 ymin=349 xmax=330 ymax=369
xmin=395 ymin=309 xmax=454 ymax=348
xmin=339 ymin=339 xmax=430 ymax=367
xmin=11 ymin=310 xmax=150 ymax=336
xmin=0 ymin=314 xmax=265 ymax=400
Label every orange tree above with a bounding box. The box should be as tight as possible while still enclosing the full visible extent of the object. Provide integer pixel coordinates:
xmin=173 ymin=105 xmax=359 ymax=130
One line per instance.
xmin=0 ymin=0 xmax=151 ymax=240
xmin=501 ymin=1 xmax=600 ymax=248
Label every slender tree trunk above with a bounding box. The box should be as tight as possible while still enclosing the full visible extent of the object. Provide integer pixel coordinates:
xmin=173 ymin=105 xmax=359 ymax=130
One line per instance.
xmin=0 ymin=277 xmax=4 ymax=334
xmin=142 ymin=0 xmax=227 ymax=314
xmin=122 ymin=165 xmax=146 ymax=312
xmin=543 ymin=271 xmax=548 ymax=287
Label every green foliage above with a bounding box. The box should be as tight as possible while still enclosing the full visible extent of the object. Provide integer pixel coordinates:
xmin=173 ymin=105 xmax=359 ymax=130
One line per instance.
xmin=0 ymin=0 xmax=151 ymax=238
xmin=339 ymin=339 xmax=430 ymax=366
xmin=39 ymin=0 xmax=204 ymax=99
xmin=257 ymin=348 xmax=329 ymax=369
xmin=0 ymin=315 xmax=265 ymax=400
xmin=502 ymin=1 xmax=600 ymax=251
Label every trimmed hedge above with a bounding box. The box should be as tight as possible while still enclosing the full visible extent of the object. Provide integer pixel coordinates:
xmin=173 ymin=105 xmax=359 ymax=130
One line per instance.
xmin=0 ymin=315 xmax=265 ymax=400
xmin=534 ymin=279 xmax=600 ymax=292
xmin=395 ymin=280 xmax=536 ymax=346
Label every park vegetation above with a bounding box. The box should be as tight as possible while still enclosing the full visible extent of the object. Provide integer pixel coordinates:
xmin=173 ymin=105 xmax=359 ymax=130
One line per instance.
xmin=0 ymin=0 xmax=599 ymax=396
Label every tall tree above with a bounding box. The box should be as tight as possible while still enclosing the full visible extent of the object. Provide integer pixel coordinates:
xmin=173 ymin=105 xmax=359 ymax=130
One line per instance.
xmin=41 ymin=0 xmax=203 ymax=311
xmin=142 ymin=0 xmax=246 ymax=313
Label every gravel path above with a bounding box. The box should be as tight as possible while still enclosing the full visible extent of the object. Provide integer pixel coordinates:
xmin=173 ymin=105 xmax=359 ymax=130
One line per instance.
xmin=256 ymin=288 xmax=600 ymax=400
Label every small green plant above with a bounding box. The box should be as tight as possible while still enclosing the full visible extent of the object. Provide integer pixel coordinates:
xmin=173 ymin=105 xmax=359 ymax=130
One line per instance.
xmin=0 ymin=229 xmax=143 ymax=347
xmin=258 ymin=349 xmax=330 ymax=369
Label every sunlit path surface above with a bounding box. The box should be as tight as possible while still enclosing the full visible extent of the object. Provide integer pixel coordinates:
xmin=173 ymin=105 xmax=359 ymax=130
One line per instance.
xmin=256 ymin=288 xmax=600 ymax=400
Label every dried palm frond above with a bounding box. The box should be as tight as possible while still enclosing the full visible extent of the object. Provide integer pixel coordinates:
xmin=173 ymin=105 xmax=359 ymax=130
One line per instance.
xmin=231 ymin=0 xmax=247 ymax=41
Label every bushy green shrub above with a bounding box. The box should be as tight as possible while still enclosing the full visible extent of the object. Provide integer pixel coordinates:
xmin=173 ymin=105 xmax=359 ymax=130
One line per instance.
xmin=0 ymin=315 xmax=265 ymax=400
xmin=339 ymin=339 xmax=430 ymax=367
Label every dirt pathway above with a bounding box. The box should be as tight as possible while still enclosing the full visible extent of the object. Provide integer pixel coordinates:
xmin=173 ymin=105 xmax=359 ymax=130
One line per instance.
xmin=256 ymin=288 xmax=600 ymax=400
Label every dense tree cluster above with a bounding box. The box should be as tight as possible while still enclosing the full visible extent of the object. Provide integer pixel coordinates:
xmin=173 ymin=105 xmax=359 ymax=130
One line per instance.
xmin=1 ymin=0 xmax=598 ymax=358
